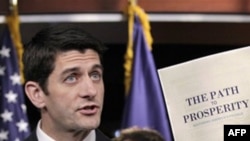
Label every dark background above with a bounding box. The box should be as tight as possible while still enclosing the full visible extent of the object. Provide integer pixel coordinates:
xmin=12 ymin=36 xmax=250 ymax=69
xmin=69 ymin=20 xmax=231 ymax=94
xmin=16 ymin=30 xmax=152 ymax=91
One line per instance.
xmin=2 ymin=0 xmax=250 ymax=138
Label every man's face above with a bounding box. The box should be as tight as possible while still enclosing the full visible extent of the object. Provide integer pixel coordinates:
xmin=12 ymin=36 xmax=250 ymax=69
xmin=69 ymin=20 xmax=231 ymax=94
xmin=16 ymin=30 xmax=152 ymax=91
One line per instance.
xmin=44 ymin=49 xmax=104 ymax=131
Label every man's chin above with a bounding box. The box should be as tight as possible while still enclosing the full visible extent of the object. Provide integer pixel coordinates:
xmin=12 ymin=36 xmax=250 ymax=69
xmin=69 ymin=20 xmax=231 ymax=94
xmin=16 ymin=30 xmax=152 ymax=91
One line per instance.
xmin=80 ymin=120 xmax=101 ymax=130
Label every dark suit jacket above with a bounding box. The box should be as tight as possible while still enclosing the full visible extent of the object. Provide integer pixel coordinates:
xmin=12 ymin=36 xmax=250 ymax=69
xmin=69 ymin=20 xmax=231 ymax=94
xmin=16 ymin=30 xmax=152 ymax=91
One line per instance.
xmin=24 ymin=129 xmax=111 ymax=141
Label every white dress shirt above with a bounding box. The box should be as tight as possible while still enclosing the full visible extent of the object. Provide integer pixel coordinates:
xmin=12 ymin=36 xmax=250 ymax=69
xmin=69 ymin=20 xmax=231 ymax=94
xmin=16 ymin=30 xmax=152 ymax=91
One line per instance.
xmin=36 ymin=120 xmax=96 ymax=141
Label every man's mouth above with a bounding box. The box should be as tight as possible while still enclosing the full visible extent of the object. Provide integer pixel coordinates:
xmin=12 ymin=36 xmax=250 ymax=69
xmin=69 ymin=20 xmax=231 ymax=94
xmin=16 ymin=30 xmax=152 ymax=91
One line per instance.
xmin=78 ymin=105 xmax=99 ymax=115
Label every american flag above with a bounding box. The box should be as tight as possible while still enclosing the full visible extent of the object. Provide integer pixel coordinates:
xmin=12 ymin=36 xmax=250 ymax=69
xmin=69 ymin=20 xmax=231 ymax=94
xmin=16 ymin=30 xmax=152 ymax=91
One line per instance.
xmin=0 ymin=27 xmax=30 ymax=141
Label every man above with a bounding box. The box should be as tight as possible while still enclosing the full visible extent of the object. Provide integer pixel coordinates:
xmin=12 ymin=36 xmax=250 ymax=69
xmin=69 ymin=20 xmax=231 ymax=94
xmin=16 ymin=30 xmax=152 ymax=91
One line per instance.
xmin=23 ymin=24 xmax=111 ymax=141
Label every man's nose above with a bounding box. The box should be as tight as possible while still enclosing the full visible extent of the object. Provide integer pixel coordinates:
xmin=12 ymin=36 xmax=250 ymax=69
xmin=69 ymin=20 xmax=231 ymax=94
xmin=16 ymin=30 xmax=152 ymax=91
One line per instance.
xmin=79 ymin=77 xmax=97 ymax=98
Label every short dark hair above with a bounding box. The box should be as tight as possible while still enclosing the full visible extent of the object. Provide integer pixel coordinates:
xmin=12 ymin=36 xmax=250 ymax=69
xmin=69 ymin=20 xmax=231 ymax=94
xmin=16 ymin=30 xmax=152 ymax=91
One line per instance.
xmin=23 ymin=24 xmax=107 ymax=94
xmin=113 ymin=129 xmax=165 ymax=141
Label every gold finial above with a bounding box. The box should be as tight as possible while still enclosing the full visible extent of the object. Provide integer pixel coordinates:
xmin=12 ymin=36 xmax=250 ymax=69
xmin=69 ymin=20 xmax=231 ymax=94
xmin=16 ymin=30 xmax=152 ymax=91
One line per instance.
xmin=9 ymin=0 xmax=18 ymax=12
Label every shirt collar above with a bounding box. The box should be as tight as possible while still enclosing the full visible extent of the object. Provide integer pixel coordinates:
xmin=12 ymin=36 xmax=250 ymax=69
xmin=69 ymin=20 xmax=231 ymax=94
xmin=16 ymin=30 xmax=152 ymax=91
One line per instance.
xmin=36 ymin=120 xmax=96 ymax=141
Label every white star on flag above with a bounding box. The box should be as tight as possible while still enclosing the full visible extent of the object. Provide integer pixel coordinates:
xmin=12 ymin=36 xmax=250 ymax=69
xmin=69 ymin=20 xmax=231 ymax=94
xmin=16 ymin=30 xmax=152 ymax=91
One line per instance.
xmin=21 ymin=104 xmax=27 ymax=114
xmin=0 ymin=130 xmax=9 ymax=140
xmin=0 ymin=66 xmax=5 ymax=76
xmin=10 ymin=72 xmax=21 ymax=85
xmin=5 ymin=90 xmax=18 ymax=103
xmin=16 ymin=119 xmax=29 ymax=132
xmin=0 ymin=45 xmax=10 ymax=58
xmin=0 ymin=109 xmax=13 ymax=122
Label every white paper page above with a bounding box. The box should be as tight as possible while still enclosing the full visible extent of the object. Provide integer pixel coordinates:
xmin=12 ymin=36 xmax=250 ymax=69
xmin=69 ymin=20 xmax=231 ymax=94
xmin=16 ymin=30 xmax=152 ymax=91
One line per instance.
xmin=158 ymin=46 xmax=250 ymax=141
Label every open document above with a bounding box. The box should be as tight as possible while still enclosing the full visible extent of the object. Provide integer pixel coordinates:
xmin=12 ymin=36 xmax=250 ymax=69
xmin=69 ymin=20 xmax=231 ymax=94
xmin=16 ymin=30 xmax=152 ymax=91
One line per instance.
xmin=158 ymin=46 xmax=250 ymax=141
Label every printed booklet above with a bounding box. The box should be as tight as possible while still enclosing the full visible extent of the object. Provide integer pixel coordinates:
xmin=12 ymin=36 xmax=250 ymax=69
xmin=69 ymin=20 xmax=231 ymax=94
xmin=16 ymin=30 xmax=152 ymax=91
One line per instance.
xmin=158 ymin=46 xmax=250 ymax=141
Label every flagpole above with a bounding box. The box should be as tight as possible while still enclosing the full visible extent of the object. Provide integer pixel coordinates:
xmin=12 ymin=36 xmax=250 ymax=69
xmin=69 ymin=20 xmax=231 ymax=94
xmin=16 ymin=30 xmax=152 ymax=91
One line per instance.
xmin=6 ymin=0 xmax=24 ymax=83
xmin=9 ymin=0 xmax=18 ymax=11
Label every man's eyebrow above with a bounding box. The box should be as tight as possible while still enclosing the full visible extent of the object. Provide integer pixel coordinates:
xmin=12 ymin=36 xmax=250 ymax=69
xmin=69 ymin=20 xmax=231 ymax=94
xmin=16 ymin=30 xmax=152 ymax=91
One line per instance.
xmin=61 ymin=64 xmax=103 ymax=76
xmin=92 ymin=64 xmax=104 ymax=71
xmin=61 ymin=67 xmax=80 ymax=76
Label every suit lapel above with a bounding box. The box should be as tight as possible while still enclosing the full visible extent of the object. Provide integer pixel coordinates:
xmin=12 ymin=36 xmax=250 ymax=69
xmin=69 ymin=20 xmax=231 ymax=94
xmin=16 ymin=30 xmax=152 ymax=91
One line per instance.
xmin=95 ymin=129 xmax=111 ymax=141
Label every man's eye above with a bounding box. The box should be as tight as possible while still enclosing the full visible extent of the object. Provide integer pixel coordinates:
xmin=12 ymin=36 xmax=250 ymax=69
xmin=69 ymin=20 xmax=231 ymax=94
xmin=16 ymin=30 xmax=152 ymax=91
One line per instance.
xmin=90 ymin=72 xmax=102 ymax=81
xmin=65 ymin=75 xmax=77 ymax=83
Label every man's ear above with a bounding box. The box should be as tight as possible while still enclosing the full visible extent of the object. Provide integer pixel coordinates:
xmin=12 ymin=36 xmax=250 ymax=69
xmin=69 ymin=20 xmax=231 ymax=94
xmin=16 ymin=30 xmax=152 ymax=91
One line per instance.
xmin=24 ymin=81 xmax=46 ymax=108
